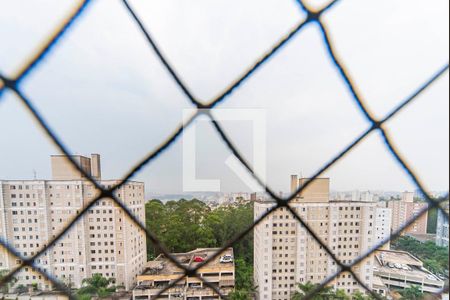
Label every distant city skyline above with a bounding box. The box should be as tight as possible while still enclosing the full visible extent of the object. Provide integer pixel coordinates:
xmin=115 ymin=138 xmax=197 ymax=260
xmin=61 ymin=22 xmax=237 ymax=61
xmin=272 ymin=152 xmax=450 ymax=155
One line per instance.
xmin=1 ymin=156 xmax=449 ymax=199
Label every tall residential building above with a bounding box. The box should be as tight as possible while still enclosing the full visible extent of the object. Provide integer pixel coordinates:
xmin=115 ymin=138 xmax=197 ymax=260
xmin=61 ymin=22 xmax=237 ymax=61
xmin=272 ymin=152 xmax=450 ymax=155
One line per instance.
xmin=387 ymin=192 xmax=428 ymax=235
xmin=374 ymin=204 xmax=392 ymax=250
xmin=402 ymin=192 xmax=414 ymax=203
xmin=436 ymin=202 xmax=449 ymax=248
xmin=0 ymin=154 xmax=146 ymax=291
xmin=254 ymin=177 xmax=379 ymax=300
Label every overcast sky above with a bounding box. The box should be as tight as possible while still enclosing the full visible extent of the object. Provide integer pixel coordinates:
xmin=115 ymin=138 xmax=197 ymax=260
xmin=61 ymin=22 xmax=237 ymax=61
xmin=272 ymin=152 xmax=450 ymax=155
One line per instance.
xmin=0 ymin=0 xmax=448 ymax=195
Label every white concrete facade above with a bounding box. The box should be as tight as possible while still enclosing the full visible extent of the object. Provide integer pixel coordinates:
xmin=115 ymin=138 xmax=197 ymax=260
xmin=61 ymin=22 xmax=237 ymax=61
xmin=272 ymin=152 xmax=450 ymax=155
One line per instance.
xmin=374 ymin=207 xmax=392 ymax=250
xmin=436 ymin=206 xmax=449 ymax=248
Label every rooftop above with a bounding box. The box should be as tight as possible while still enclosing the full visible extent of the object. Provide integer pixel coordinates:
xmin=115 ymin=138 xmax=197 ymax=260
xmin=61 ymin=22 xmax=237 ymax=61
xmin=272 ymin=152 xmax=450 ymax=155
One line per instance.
xmin=375 ymin=249 xmax=422 ymax=267
xmin=374 ymin=250 xmax=443 ymax=283
xmin=139 ymin=248 xmax=234 ymax=278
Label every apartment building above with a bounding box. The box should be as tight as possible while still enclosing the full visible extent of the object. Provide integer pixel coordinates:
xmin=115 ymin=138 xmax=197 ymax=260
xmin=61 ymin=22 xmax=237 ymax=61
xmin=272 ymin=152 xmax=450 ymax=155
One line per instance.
xmin=387 ymin=192 xmax=428 ymax=235
xmin=436 ymin=202 xmax=449 ymax=248
xmin=254 ymin=177 xmax=382 ymax=300
xmin=0 ymin=154 xmax=146 ymax=291
xmin=374 ymin=204 xmax=392 ymax=250
xmin=132 ymin=248 xmax=235 ymax=300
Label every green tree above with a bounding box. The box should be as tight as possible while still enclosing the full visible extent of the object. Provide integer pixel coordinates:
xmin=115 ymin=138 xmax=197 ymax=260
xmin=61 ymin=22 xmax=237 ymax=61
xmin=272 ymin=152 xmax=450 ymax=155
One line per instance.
xmin=423 ymin=259 xmax=441 ymax=275
xmin=399 ymin=285 xmax=423 ymax=300
xmin=145 ymin=200 xmax=255 ymax=295
xmin=352 ymin=291 xmax=367 ymax=300
xmin=145 ymin=199 xmax=217 ymax=255
xmin=291 ymin=282 xmax=334 ymax=300
xmin=15 ymin=284 xmax=27 ymax=294
xmin=234 ymin=259 xmax=253 ymax=291
xmin=291 ymin=283 xmax=385 ymax=300
xmin=229 ymin=290 xmax=253 ymax=300
xmin=76 ymin=294 xmax=92 ymax=300
xmin=31 ymin=282 xmax=38 ymax=291
xmin=145 ymin=199 xmax=166 ymax=259
xmin=204 ymin=203 xmax=254 ymax=264
xmin=0 ymin=269 xmax=17 ymax=293
xmin=76 ymin=274 xmax=116 ymax=299
xmin=352 ymin=290 xmax=387 ymax=300
xmin=333 ymin=289 xmax=350 ymax=299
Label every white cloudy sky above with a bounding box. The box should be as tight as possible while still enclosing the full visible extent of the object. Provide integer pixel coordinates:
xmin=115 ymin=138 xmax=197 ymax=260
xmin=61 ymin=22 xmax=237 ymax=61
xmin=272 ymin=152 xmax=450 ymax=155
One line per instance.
xmin=0 ymin=0 xmax=448 ymax=195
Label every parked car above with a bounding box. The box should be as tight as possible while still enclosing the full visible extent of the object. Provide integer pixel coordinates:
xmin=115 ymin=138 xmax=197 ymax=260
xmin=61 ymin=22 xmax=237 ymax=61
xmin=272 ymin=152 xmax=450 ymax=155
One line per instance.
xmin=401 ymin=265 xmax=410 ymax=271
xmin=193 ymin=256 xmax=205 ymax=263
xmin=220 ymin=255 xmax=234 ymax=263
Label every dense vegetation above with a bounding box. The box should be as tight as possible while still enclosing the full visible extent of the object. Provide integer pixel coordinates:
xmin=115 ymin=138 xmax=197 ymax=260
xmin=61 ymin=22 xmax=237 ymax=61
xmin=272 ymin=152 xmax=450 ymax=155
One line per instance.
xmin=76 ymin=274 xmax=117 ymax=299
xmin=291 ymin=283 xmax=385 ymax=300
xmin=392 ymin=236 xmax=449 ymax=276
xmin=0 ymin=270 xmax=17 ymax=293
xmin=398 ymin=285 xmax=424 ymax=300
xmin=145 ymin=199 xmax=254 ymax=298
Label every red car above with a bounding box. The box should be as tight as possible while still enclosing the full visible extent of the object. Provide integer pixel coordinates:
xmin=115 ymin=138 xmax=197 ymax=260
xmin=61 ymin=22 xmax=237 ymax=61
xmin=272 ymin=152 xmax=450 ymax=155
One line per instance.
xmin=193 ymin=256 xmax=205 ymax=263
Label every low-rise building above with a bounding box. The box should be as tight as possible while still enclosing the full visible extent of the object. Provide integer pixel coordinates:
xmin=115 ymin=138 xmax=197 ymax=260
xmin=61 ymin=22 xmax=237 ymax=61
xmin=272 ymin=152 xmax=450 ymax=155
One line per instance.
xmin=133 ymin=248 xmax=235 ymax=300
xmin=0 ymin=291 xmax=69 ymax=300
xmin=373 ymin=250 xmax=444 ymax=295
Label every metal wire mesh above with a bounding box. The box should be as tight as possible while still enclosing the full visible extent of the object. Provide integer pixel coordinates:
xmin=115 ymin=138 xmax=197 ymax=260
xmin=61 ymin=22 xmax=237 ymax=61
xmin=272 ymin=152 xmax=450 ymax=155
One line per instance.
xmin=0 ymin=0 xmax=449 ymax=299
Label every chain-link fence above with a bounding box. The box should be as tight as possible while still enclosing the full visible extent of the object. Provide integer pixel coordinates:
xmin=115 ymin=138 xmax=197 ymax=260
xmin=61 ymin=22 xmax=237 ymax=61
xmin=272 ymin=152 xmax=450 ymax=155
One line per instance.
xmin=0 ymin=0 xmax=449 ymax=299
